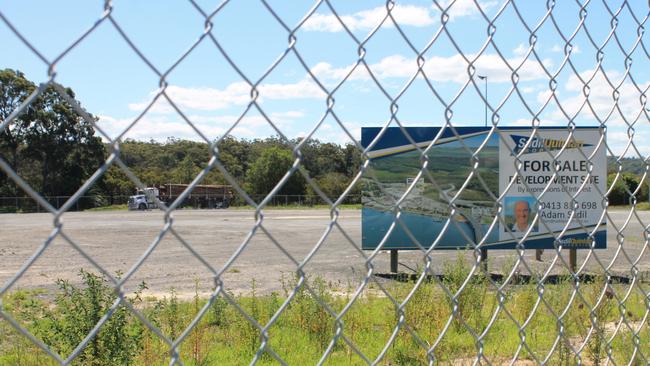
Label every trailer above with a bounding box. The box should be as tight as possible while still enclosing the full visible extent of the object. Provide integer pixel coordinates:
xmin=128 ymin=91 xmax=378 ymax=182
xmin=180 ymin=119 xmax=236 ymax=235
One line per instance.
xmin=128 ymin=184 xmax=234 ymax=210
xmin=158 ymin=184 xmax=234 ymax=209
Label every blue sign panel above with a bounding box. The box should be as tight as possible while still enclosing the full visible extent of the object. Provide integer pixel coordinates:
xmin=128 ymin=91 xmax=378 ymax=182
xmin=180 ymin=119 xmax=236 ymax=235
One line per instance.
xmin=361 ymin=127 xmax=607 ymax=250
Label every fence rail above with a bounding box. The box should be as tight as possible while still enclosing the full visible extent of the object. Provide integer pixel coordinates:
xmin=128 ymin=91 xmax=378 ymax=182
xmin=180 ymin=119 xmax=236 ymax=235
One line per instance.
xmin=1 ymin=1 xmax=650 ymax=365
xmin=0 ymin=194 xmax=362 ymax=213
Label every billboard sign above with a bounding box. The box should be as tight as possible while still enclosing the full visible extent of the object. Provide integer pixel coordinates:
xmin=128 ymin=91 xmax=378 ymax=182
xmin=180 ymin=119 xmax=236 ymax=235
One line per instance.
xmin=361 ymin=127 xmax=606 ymax=250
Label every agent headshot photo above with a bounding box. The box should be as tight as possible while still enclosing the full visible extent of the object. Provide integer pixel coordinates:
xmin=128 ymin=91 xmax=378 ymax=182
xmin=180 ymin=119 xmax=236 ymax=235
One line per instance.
xmin=511 ymin=200 xmax=531 ymax=233
xmin=505 ymin=197 xmax=538 ymax=235
xmin=505 ymin=197 xmax=543 ymax=260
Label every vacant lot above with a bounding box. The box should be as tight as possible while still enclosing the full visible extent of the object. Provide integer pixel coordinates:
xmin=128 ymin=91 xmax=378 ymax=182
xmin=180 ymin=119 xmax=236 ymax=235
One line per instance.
xmin=1 ymin=209 xmax=648 ymax=297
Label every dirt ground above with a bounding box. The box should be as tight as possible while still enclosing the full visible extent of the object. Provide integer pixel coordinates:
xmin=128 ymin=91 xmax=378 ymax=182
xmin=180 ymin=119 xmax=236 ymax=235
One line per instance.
xmin=1 ymin=209 xmax=648 ymax=298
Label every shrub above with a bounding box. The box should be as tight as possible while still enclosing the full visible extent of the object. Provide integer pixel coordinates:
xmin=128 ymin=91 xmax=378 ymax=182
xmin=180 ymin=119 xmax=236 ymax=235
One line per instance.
xmin=21 ymin=270 xmax=144 ymax=365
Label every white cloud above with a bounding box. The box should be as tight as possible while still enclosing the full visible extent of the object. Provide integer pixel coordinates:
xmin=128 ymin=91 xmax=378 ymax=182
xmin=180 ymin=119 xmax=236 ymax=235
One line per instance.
xmin=303 ymin=4 xmax=436 ymax=32
xmin=539 ymin=69 xmax=648 ymax=125
xmin=270 ymin=110 xmax=306 ymax=120
xmin=128 ymin=52 xmax=552 ymax=122
xmin=259 ymin=79 xmax=325 ymax=100
xmin=437 ymin=0 xmax=499 ymax=20
xmin=510 ymin=118 xmax=563 ymax=127
xmin=312 ymin=53 xmax=553 ymax=84
xmin=513 ymin=43 xmax=528 ymax=57
xmin=128 ymin=83 xmax=250 ymax=113
xmin=332 ymin=122 xmax=361 ymax=144
xmin=98 ymin=115 xmax=220 ymax=141
xmin=302 ymin=1 xmax=499 ymax=33
xmin=607 ymin=130 xmax=650 ymax=156
xmin=550 ymin=43 xmax=581 ymax=54
xmin=521 ymin=86 xmax=536 ymax=93
xmin=531 ymin=69 xmax=650 ymax=156
xmin=97 ymin=110 xmax=305 ymax=142
xmin=310 ymin=62 xmax=357 ymax=81
xmin=128 ymin=81 xmax=324 ymax=114
xmin=188 ymin=111 xmax=304 ymax=129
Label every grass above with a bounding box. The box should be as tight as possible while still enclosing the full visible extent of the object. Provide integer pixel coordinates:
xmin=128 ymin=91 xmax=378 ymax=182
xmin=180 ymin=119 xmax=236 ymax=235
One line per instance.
xmin=608 ymin=202 xmax=650 ymax=211
xmin=84 ymin=204 xmax=129 ymax=212
xmin=1 ymin=258 xmax=648 ymax=365
xmin=228 ymin=203 xmax=362 ymax=210
xmin=80 ymin=203 xmax=362 ymax=212
xmin=75 ymin=201 xmax=648 ymax=213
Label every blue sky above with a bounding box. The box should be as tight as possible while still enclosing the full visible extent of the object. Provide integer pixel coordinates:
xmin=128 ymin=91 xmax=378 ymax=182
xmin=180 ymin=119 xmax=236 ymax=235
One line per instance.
xmin=1 ymin=1 xmax=649 ymax=156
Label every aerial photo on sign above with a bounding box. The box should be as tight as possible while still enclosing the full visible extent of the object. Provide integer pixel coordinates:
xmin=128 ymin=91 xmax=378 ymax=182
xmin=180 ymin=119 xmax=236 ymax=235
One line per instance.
xmin=361 ymin=127 xmax=606 ymax=251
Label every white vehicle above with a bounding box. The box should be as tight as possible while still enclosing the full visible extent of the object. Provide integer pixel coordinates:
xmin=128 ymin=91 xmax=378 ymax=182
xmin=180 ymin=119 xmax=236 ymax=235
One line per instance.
xmin=127 ymin=187 xmax=160 ymax=210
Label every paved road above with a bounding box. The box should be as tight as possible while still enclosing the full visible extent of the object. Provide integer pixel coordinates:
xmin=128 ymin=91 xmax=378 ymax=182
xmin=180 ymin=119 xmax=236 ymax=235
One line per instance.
xmin=0 ymin=209 xmax=648 ymax=298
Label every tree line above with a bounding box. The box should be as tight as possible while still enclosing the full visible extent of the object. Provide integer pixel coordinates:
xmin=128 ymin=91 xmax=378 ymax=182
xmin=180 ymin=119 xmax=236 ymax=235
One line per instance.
xmin=0 ymin=68 xmax=648 ymax=208
xmin=99 ymin=136 xmax=363 ymax=204
xmin=0 ymin=69 xmax=363 ymax=206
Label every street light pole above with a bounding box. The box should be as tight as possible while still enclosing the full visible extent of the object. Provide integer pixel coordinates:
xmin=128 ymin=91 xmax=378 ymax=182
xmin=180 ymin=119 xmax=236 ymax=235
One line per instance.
xmin=478 ymin=75 xmax=488 ymax=127
xmin=477 ymin=74 xmax=489 ymax=270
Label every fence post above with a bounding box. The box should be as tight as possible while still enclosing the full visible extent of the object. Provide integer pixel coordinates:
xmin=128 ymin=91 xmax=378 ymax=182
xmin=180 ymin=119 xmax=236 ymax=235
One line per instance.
xmin=480 ymin=248 xmax=488 ymax=272
xmin=569 ymin=248 xmax=577 ymax=273
xmin=390 ymin=250 xmax=398 ymax=273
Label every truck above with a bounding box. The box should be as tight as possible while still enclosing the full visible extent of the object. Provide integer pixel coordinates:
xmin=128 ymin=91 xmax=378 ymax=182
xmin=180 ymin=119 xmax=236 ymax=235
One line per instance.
xmin=128 ymin=184 xmax=234 ymax=210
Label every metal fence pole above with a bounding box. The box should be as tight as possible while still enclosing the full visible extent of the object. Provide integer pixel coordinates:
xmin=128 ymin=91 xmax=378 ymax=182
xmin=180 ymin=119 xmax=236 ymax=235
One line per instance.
xmin=390 ymin=250 xmax=398 ymax=273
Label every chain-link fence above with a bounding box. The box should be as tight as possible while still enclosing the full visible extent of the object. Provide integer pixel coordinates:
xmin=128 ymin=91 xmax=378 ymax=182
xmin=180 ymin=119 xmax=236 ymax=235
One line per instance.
xmin=1 ymin=0 xmax=650 ymax=365
xmin=0 ymin=195 xmax=362 ymax=213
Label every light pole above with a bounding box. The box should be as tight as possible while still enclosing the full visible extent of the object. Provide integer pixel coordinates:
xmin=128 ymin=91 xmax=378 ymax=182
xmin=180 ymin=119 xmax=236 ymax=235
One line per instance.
xmin=476 ymin=74 xmax=489 ymax=269
xmin=478 ymin=75 xmax=488 ymax=127
xmin=645 ymin=108 xmax=650 ymax=203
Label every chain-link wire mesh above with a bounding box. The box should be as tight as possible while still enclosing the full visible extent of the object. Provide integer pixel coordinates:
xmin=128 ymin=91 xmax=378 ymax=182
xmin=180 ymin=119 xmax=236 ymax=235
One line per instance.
xmin=1 ymin=0 xmax=650 ymax=365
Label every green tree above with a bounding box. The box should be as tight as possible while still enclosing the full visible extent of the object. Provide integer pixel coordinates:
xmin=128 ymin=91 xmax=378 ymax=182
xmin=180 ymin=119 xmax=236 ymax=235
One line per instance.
xmin=217 ymin=136 xmax=251 ymax=180
xmin=0 ymin=69 xmax=37 ymax=196
xmin=343 ymin=143 xmax=363 ymax=178
xmin=607 ymin=172 xmax=648 ymax=205
xmin=298 ymin=139 xmax=346 ymax=178
xmin=20 ymin=84 xmax=105 ymax=196
xmin=98 ymin=165 xmax=136 ymax=203
xmin=0 ymin=69 xmax=105 ymax=198
xmin=306 ymin=172 xmax=358 ymax=203
xmin=171 ymin=155 xmax=201 ymax=184
xmin=246 ymin=146 xmax=305 ymax=196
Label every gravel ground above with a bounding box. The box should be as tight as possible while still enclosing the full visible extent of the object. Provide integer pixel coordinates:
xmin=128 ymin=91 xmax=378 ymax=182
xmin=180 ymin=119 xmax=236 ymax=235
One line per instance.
xmin=1 ymin=209 xmax=648 ymax=298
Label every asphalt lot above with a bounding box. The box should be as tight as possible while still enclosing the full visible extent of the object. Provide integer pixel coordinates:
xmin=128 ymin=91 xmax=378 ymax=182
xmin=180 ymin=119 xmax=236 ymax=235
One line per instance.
xmin=1 ymin=209 xmax=648 ymax=298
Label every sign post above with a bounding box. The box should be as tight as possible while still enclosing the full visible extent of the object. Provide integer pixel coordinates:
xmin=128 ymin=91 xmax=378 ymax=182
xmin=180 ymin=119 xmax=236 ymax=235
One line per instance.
xmin=361 ymin=127 xmax=606 ymax=272
xmin=390 ymin=250 xmax=398 ymax=273
xmin=570 ymin=248 xmax=577 ymax=273
xmin=480 ymin=248 xmax=488 ymax=272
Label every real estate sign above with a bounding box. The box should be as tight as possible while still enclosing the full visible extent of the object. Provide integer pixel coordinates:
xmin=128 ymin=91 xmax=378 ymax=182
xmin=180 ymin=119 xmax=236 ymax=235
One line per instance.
xmin=361 ymin=127 xmax=606 ymax=250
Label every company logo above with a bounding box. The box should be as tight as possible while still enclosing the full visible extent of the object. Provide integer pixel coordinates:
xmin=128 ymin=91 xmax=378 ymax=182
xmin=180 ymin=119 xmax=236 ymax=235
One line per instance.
xmin=510 ymin=135 xmax=592 ymax=154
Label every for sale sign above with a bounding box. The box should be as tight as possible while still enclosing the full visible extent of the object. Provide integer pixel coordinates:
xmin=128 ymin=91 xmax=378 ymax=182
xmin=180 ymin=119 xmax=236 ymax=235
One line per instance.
xmin=361 ymin=127 xmax=606 ymax=250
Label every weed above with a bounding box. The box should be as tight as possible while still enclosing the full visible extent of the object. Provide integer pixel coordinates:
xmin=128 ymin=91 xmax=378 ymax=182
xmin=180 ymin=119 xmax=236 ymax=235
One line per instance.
xmin=585 ymin=279 xmax=615 ymax=366
xmin=7 ymin=270 xmax=144 ymax=366
xmin=267 ymin=291 xmax=280 ymax=323
xmin=190 ymin=278 xmax=208 ymax=365
xmin=442 ymin=251 xmax=489 ymax=332
xmin=2 ymin=270 xmax=648 ymax=365
xmin=242 ymin=278 xmax=261 ymax=355
xmin=210 ymin=292 xmax=229 ymax=327
xmin=165 ymin=288 xmax=181 ymax=341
